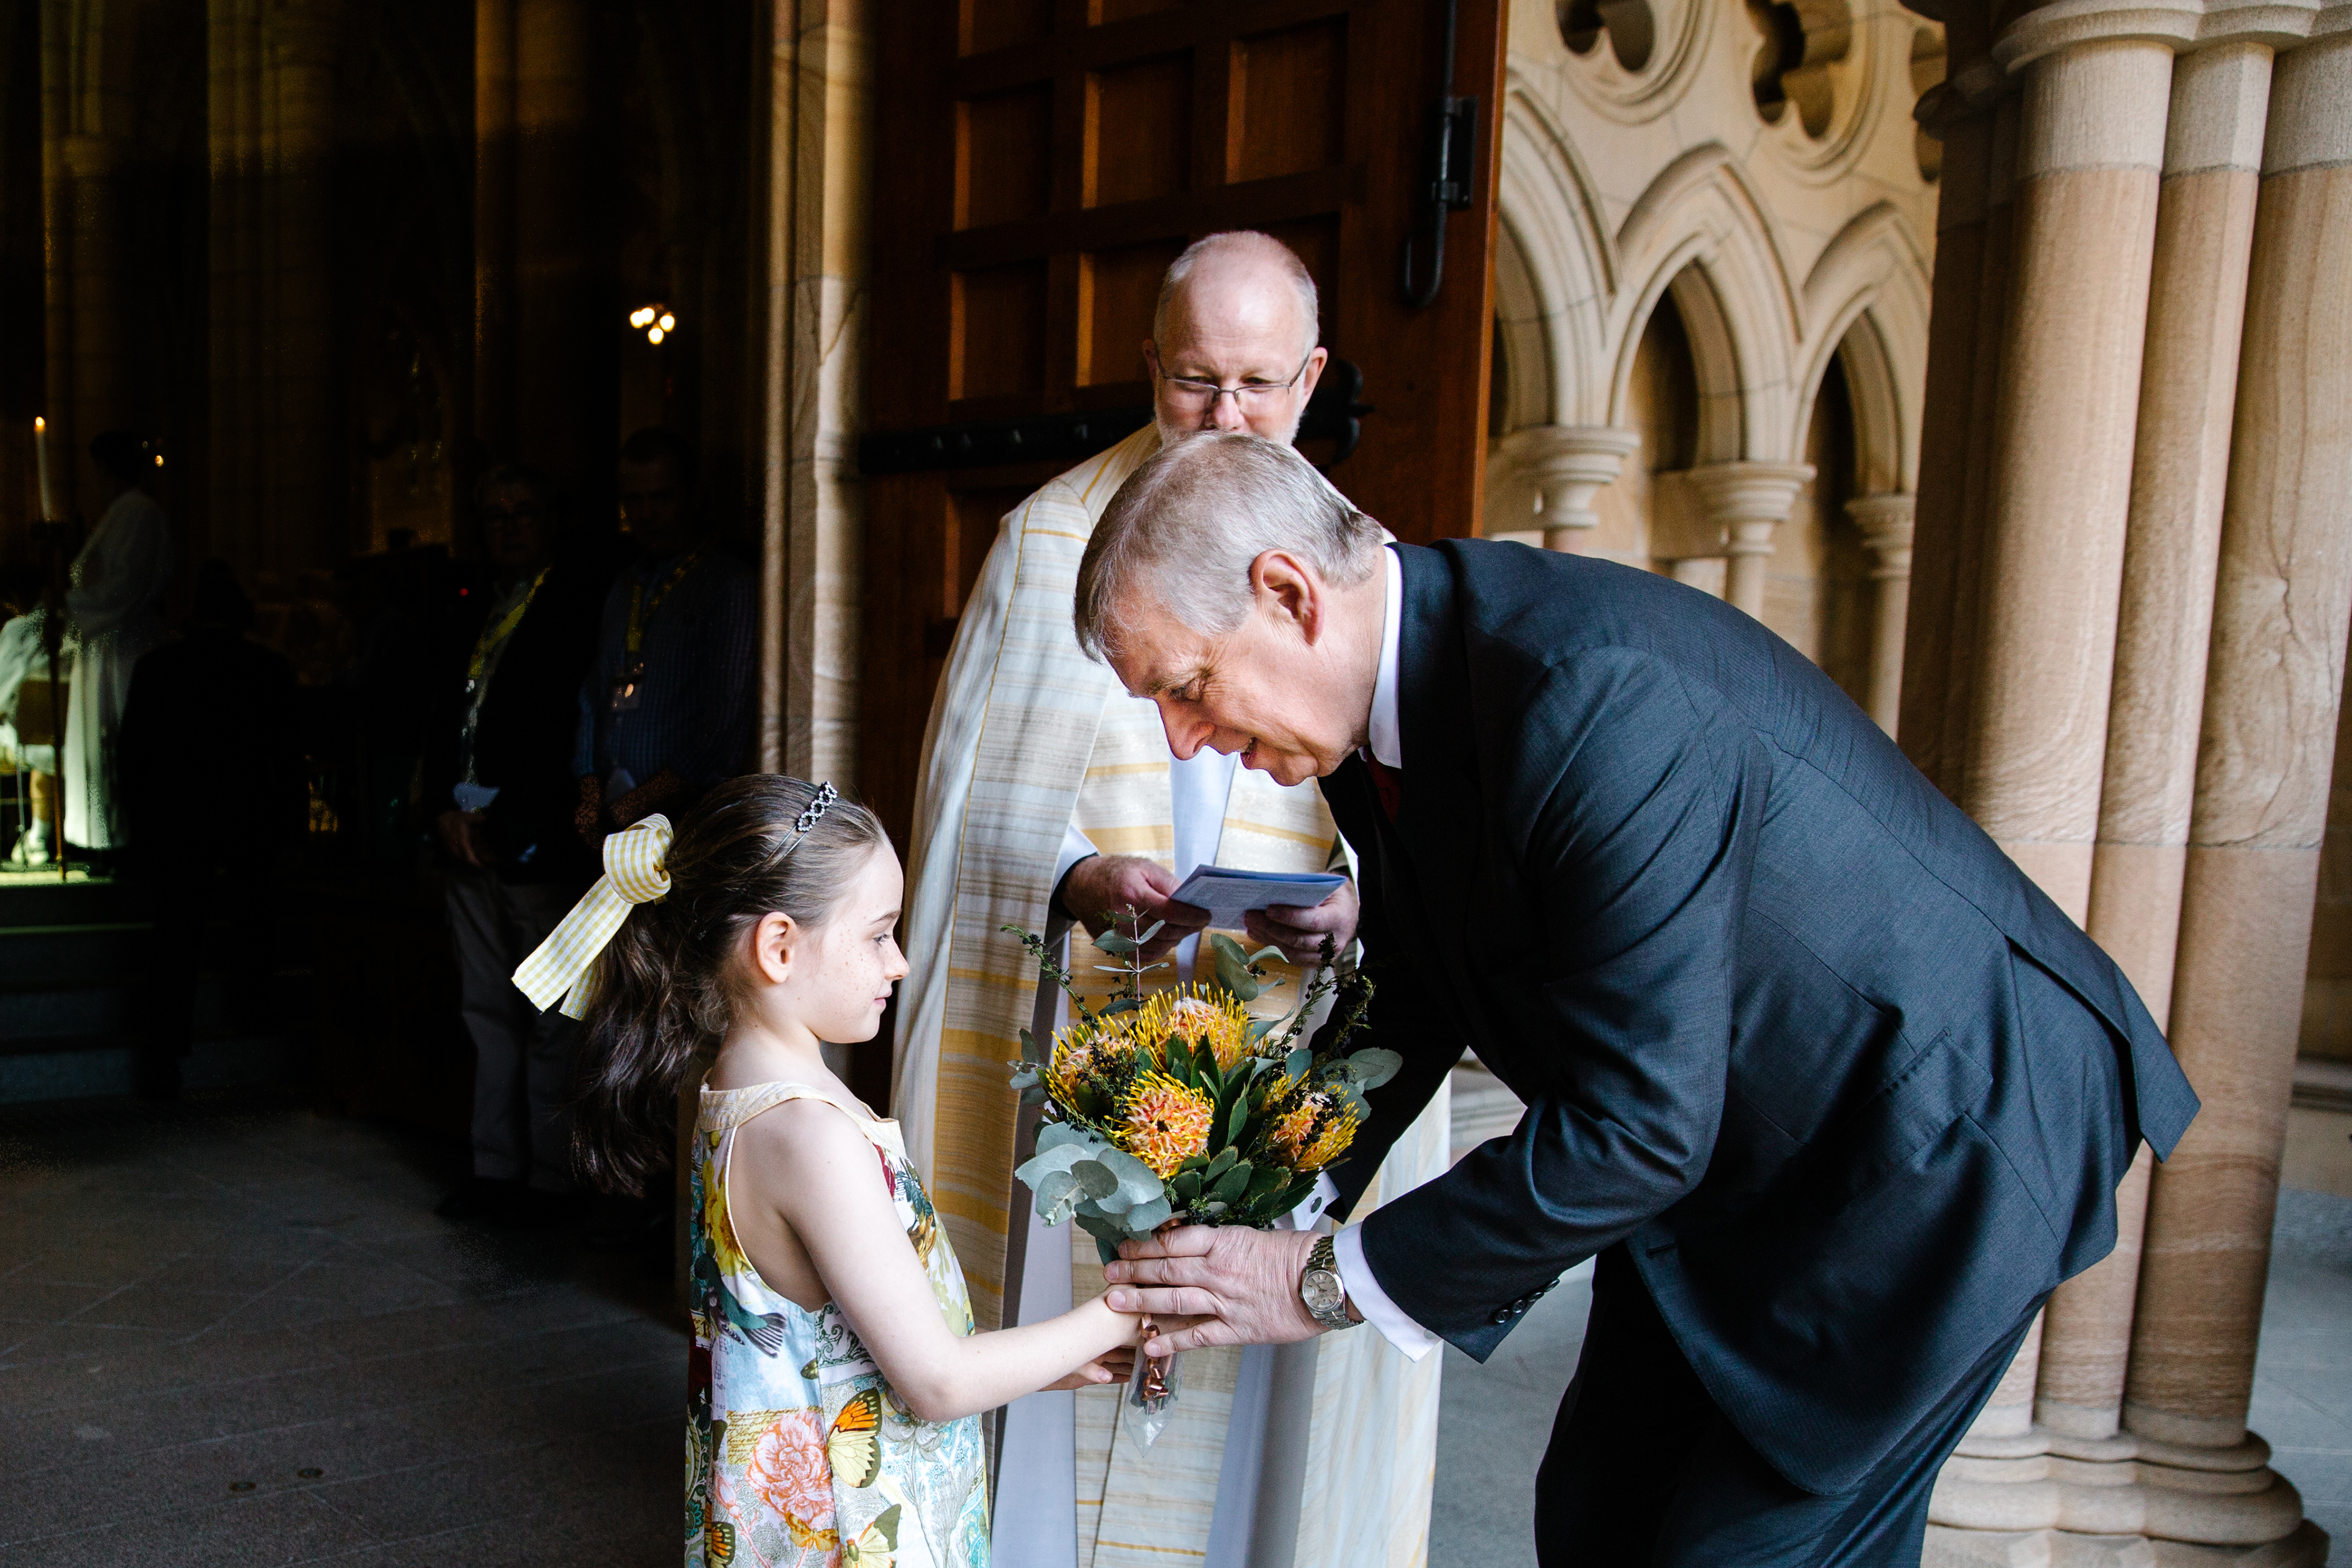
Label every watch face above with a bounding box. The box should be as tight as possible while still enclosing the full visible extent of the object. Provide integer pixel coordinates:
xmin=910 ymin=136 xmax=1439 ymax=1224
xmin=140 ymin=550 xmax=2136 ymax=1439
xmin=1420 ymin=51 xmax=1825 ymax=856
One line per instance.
xmin=1302 ymin=1270 xmax=1344 ymax=1315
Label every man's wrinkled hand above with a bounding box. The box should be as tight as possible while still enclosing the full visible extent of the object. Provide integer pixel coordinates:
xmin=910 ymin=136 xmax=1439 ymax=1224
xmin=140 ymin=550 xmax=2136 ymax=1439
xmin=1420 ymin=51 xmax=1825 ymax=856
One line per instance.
xmin=1244 ymin=880 xmax=1360 ymax=966
xmin=1102 ymin=1225 xmax=1324 ymax=1355
xmin=1060 ymin=854 xmax=1210 ymax=963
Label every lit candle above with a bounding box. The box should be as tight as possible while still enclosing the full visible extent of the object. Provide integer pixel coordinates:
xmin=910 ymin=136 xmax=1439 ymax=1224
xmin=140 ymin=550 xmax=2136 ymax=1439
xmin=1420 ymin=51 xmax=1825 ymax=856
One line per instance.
xmin=33 ymin=416 xmax=54 ymax=522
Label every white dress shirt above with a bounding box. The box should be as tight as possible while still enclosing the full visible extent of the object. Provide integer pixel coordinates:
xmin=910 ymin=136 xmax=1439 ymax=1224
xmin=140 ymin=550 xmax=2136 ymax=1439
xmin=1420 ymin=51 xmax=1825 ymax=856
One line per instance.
xmin=1331 ymin=546 xmax=1443 ymax=1361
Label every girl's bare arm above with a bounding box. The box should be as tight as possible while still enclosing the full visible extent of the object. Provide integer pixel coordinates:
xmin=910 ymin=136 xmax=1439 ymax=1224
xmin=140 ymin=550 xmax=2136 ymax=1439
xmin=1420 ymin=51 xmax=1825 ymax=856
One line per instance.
xmin=730 ymin=1099 xmax=1140 ymax=1424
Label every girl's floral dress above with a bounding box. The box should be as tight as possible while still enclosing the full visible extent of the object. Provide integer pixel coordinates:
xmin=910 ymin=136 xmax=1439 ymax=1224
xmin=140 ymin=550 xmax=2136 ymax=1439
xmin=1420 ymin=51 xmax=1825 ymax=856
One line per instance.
xmin=686 ymin=1082 xmax=988 ymax=1568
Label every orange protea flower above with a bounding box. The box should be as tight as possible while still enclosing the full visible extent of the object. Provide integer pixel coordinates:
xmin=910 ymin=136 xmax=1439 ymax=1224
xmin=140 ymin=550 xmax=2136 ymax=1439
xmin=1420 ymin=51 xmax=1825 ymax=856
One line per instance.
xmin=1134 ymin=986 xmax=1254 ymax=1071
xmin=1299 ymin=1108 xmax=1359 ymax=1171
xmin=1268 ymin=1092 xmax=1359 ymax=1172
xmin=1119 ymin=1070 xmax=1216 ymax=1177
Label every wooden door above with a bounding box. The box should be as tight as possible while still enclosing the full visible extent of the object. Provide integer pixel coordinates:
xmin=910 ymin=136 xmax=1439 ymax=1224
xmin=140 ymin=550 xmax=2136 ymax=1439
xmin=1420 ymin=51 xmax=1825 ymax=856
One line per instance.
xmin=860 ymin=0 xmax=1506 ymax=850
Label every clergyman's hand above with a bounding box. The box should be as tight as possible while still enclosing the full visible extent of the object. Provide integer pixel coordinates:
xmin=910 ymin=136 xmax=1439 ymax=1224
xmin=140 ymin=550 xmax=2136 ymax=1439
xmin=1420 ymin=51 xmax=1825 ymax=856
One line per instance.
xmin=1102 ymin=1225 xmax=1323 ymax=1356
xmin=1059 ymin=854 xmax=1210 ymax=964
xmin=1244 ymin=880 xmax=1359 ymax=966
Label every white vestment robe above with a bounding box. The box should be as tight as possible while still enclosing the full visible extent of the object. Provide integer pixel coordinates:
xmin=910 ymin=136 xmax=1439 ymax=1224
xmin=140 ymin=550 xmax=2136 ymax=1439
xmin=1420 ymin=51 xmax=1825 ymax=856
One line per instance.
xmin=65 ymin=489 xmax=174 ymax=849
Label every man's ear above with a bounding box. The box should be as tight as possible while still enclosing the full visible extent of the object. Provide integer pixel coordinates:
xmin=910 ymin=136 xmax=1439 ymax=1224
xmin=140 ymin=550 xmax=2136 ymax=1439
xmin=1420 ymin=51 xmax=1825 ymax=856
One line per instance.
xmin=1251 ymin=549 xmax=1323 ymax=642
xmin=748 ymin=910 xmax=797 ymax=985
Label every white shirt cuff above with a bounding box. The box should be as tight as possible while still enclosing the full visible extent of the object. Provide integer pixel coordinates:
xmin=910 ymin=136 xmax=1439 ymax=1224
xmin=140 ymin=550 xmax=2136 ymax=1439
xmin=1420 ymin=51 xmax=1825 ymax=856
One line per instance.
xmin=1052 ymin=821 xmax=1099 ymax=905
xmin=1334 ymin=1222 xmax=1440 ymax=1362
xmin=1278 ymin=1172 xmax=1338 ymax=1231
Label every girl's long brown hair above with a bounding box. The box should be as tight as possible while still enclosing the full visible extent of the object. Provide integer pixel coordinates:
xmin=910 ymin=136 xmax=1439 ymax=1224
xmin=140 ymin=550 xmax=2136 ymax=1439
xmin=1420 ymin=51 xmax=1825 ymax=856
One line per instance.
xmin=572 ymin=774 xmax=889 ymax=1195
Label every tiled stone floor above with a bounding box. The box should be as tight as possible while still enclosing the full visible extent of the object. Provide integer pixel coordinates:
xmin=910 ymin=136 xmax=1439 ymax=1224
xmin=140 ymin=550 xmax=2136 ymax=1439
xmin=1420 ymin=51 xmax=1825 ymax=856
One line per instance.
xmin=2 ymin=1092 xmax=2344 ymax=1566
xmin=0 ymin=1093 xmax=680 ymax=1566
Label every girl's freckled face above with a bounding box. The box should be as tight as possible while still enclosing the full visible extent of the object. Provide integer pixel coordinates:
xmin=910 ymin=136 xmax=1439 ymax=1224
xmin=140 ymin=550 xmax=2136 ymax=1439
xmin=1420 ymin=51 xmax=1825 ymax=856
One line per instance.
xmin=779 ymin=847 xmax=910 ymax=1045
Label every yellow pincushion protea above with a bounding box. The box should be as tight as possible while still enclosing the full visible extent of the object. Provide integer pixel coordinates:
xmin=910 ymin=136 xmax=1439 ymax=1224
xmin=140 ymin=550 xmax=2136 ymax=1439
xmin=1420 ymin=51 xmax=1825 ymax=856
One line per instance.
xmin=1268 ymin=1093 xmax=1360 ymax=1173
xmin=1119 ymin=1071 xmax=1217 ymax=1177
xmin=1132 ymin=985 xmax=1254 ymax=1071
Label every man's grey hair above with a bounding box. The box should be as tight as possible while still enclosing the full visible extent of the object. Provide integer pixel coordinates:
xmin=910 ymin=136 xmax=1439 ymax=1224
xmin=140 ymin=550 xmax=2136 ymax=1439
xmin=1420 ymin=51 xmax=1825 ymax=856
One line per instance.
xmin=1075 ymin=432 xmax=1383 ymax=662
xmin=1152 ymin=232 xmax=1320 ymax=360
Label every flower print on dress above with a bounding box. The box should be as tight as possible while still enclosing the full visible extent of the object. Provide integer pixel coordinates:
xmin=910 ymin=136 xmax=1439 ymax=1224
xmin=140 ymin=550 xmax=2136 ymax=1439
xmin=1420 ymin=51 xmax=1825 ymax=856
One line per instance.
xmin=747 ymin=1409 xmax=840 ymax=1555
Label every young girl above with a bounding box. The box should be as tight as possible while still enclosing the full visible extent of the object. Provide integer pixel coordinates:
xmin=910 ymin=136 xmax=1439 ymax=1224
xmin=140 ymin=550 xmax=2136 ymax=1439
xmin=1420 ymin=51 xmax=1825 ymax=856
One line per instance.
xmin=539 ymin=776 xmax=1143 ymax=1568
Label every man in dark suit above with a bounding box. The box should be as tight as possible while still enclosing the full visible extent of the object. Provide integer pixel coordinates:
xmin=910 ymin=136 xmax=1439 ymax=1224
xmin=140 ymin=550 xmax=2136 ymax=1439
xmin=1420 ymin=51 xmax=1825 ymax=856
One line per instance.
xmin=426 ymin=463 xmax=613 ymax=1225
xmin=1084 ymin=433 xmax=2199 ymax=1565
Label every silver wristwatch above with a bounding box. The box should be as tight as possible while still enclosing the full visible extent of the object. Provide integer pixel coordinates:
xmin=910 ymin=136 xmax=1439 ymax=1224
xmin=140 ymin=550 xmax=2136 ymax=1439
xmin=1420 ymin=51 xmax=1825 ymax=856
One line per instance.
xmin=1299 ymin=1236 xmax=1352 ymax=1331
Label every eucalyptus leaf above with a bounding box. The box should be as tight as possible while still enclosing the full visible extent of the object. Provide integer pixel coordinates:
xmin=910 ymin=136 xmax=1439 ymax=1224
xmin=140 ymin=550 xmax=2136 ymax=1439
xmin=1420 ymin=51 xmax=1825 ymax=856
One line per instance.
xmin=1122 ymin=1195 xmax=1172 ymax=1231
xmin=1201 ymin=1201 xmax=1230 ymax=1218
xmin=1074 ymin=1212 xmax=1127 ymax=1265
xmin=1008 ymin=1063 xmax=1040 ymax=1089
xmin=1209 ymin=935 xmax=1264 ymax=1003
xmin=1095 ymin=933 xmax=1139 ymax=955
xmin=1019 ymin=1082 xmax=1048 ymax=1108
xmin=1093 ymin=1146 xmax=1166 ymax=1209
xmin=1034 ymin=1169 xmax=1081 ymax=1222
xmin=1342 ymin=1048 xmax=1403 ymax=1090
xmin=1035 ymin=1122 xmax=1100 ymax=1156
xmin=1070 ymin=1160 xmax=1120 ymax=1201
xmin=1101 ymin=997 xmax=1143 ymax=1016
xmin=1245 ymin=946 xmax=1283 ymax=967
xmin=1137 ymin=920 xmax=1165 ymax=943
xmin=1284 ymin=1048 xmax=1312 ymax=1081
xmin=1013 ymin=1142 xmax=1091 ymax=1187
xmin=1019 ymin=1028 xmax=1046 ymax=1066
xmin=1245 ymin=1018 xmax=1279 ymax=1044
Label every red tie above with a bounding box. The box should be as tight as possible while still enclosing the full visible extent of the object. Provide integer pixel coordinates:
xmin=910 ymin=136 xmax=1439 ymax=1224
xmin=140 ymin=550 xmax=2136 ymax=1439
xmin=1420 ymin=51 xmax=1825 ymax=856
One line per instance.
xmin=1364 ymin=756 xmax=1403 ymax=822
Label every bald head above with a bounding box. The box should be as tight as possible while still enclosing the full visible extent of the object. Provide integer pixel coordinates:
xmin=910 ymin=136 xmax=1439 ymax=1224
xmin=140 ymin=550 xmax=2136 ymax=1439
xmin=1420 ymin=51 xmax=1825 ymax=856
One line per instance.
xmin=1146 ymin=232 xmax=1327 ymax=444
xmin=1154 ymin=232 xmax=1319 ymax=359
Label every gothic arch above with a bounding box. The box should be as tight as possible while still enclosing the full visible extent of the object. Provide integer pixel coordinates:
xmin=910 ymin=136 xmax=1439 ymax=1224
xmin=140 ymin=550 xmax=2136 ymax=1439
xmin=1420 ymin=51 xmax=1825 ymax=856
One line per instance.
xmin=1795 ymin=201 xmax=1930 ymax=493
xmin=1493 ymin=77 xmax=1616 ymax=427
xmin=1609 ymin=145 xmax=1803 ymax=464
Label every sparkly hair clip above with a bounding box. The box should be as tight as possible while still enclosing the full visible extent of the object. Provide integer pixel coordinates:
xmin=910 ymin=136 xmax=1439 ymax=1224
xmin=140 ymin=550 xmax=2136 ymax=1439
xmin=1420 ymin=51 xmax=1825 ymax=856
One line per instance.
xmin=791 ymin=782 xmax=839 ymax=839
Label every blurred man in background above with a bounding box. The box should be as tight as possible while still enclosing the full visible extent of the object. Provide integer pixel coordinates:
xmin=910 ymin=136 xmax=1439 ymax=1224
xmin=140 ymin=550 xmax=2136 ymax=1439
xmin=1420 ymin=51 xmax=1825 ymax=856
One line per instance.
xmin=571 ymin=428 xmax=754 ymax=850
xmin=428 ymin=464 xmax=612 ymax=1225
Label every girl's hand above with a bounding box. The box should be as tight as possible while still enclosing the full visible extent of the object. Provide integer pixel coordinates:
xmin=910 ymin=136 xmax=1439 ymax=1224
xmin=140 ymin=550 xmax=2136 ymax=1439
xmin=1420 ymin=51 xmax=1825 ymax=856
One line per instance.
xmin=1044 ymin=1346 xmax=1136 ymax=1390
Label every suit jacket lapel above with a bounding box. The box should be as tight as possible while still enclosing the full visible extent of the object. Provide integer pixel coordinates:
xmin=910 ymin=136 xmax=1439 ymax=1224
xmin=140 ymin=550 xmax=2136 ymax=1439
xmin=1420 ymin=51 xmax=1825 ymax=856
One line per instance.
xmin=1376 ymin=545 xmax=1489 ymax=1035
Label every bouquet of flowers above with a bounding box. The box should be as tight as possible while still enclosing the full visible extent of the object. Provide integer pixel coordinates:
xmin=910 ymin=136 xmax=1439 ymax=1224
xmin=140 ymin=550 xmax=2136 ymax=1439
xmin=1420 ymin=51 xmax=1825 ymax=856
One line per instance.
xmin=1002 ymin=911 xmax=1400 ymax=1437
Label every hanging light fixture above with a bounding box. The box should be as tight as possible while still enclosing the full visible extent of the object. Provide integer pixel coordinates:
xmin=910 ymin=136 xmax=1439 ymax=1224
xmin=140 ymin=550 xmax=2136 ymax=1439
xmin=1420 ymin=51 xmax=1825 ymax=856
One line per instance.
xmin=630 ymin=304 xmax=674 ymax=344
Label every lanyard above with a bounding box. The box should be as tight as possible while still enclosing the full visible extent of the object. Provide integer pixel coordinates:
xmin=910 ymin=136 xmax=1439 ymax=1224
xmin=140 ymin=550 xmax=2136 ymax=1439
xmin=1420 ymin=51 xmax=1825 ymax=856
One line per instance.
xmin=457 ymin=567 xmax=547 ymax=787
xmin=624 ymin=548 xmax=703 ymax=659
xmin=467 ymin=567 xmax=548 ymax=683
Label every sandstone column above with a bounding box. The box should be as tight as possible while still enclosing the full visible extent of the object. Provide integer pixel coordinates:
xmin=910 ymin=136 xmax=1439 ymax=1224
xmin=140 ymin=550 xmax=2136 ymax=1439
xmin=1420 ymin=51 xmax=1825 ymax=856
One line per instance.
xmin=209 ymin=0 xmax=267 ymax=580
xmin=2120 ymin=19 xmax=2352 ymax=1561
xmin=1898 ymin=11 xmax=2003 ymax=790
xmin=2038 ymin=28 xmax=2283 ymax=1452
xmin=1688 ymin=461 xmax=1813 ymax=622
xmin=513 ymin=0 xmax=613 ymax=503
xmin=1513 ymin=425 xmax=1641 ymax=553
xmin=1848 ymin=493 xmax=1914 ymax=735
xmin=264 ymin=0 xmax=342 ymax=573
xmin=1961 ymin=17 xmax=2177 ymax=923
xmin=475 ymin=0 xmax=519 ymax=467
xmin=62 ymin=134 xmax=129 ymax=461
xmin=1935 ymin=93 xmax=2020 ymax=806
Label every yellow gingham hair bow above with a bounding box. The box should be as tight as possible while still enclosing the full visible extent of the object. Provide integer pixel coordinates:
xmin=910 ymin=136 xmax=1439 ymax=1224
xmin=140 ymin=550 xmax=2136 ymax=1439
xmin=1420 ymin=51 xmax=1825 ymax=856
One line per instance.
xmin=512 ymin=814 xmax=674 ymax=1019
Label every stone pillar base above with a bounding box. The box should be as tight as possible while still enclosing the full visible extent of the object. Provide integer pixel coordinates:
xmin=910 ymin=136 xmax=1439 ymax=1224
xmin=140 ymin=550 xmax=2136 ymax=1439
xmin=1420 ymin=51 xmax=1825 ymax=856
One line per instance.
xmin=1926 ymin=1520 xmax=2328 ymax=1567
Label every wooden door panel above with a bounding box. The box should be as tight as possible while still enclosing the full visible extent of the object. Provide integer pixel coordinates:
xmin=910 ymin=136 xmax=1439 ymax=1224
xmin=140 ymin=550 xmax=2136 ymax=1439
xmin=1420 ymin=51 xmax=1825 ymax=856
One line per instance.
xmin=863 ymin=0 xmax=1503 ymax=858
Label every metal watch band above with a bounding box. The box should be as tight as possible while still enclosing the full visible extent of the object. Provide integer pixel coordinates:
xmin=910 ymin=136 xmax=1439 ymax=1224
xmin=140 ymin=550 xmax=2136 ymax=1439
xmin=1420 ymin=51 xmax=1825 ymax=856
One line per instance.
xmin=1301 ymin=1234 xmax=1352 ymax=1331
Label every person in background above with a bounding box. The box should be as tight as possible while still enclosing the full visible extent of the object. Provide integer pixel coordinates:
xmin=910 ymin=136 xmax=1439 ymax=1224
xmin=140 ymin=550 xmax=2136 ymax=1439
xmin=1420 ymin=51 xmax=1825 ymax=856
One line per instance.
xmin=65 ymin=430 xmax=176 ymax=862
xmin=569 ymin=428 xmax=756 ymax=1252
xmin=572 ymin=427 xmax=755 ymax=849
xmin=118 ymin=561 xmax=305 ymax=1099
xmin=426 ymin=464 xmax=612 ymax=1225
xmin=0 ymin=566 xmax=71 ymax=865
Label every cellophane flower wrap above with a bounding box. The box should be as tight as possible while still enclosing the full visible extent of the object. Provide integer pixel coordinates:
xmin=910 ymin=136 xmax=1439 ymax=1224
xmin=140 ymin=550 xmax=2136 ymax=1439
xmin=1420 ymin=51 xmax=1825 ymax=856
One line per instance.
xmin=1001 ymin=913 xmax=1400 ymax=1441
xmin=1001 ymin=916 xmax=1400 ymax=1266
